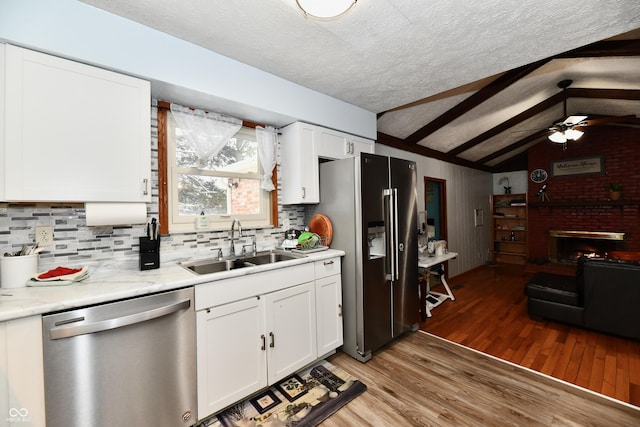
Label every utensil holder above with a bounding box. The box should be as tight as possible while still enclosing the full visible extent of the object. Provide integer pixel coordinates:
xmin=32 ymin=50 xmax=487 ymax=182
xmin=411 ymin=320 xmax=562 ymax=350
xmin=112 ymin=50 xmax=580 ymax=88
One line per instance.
xmin=1 ymin=254 xmax=39 ymax=288
xmin=139 ymin=237 xmax=160 ymax=271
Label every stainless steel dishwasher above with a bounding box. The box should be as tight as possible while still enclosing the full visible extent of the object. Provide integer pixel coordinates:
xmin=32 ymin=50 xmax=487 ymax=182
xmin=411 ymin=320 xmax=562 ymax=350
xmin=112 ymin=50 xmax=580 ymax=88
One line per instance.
xmin=42 ymin=287 xmax=196 ymax=427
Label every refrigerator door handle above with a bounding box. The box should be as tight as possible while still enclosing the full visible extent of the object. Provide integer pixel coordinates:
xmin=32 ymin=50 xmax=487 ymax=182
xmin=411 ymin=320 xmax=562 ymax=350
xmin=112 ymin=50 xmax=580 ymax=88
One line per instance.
xmin=392 ymin=188 xmax=399 ymax=281
xmin=384 ymin=188 xmax=395 ymax=281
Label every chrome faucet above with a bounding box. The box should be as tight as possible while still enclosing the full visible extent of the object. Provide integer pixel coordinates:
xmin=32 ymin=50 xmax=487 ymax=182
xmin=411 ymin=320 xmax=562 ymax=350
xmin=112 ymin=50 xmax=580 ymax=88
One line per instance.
xmin=230 ymin=219 xmax=242 ymax=256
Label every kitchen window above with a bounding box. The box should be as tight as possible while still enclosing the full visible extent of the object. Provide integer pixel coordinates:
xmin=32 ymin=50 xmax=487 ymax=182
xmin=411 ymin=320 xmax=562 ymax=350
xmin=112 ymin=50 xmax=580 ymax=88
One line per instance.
xmin=162 ymin=105 xmax=275 ymax=233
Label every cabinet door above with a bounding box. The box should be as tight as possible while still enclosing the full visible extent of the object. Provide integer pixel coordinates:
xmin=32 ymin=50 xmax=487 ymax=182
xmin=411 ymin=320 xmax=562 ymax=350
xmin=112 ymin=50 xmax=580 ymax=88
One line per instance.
xmin=349 ymin=135 xmax=375 ymax=156
xmin=317 ymin=127 xmax=349 ymax=159
xmin=0 ymin=316 xmax=46 ymax=427
xmin=264 ymin=282 xmax=317 ymax=383
xmin=279 ymin=122 xmax=319 ymax=204
xmin=315 ymin=274 xmax=344 ymax=356
xmin=196 ymin=297 xmax=267 ymax=419
xmin=3 ymin=45 xmax=151 ymax=202
xmin=317 ymin=128 xmax=375 ymax=159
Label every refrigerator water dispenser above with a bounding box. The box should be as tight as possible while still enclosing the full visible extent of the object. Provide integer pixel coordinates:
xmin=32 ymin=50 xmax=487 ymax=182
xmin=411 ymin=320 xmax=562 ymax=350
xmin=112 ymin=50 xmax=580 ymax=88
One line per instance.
xmin=367 ymin=224 xmax=386 ymax=259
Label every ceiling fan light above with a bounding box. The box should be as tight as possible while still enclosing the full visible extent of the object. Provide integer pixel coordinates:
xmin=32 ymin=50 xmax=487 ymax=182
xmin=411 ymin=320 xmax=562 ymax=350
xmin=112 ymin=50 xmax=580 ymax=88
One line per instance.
xmin=296 ymin=0 xmax=357 ymax=20
xmin=548 ymin=131 xmax=567 ymax=143
xmin=565 ymin=128 xmax=584 ymax=141
xmin=562 ymin=115 xmax=588 ymax=126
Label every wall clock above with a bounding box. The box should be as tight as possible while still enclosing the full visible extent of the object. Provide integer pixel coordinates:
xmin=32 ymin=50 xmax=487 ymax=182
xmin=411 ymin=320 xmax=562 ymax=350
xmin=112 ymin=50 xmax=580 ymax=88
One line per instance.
xmin=530 ymin=168 xmax=548 ymax=183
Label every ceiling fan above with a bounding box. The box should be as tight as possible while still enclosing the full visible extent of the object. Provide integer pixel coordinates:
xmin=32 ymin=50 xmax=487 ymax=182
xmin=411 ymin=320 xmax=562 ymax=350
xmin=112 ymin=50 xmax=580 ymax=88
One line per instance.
xmin=547 ymin=79 xmax=636 ymax=145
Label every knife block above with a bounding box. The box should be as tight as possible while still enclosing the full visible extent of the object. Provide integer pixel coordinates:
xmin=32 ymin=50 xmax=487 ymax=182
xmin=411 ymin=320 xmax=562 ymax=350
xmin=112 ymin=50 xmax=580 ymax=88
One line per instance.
xmin=139 ymin=237 xmax=160 ymax=270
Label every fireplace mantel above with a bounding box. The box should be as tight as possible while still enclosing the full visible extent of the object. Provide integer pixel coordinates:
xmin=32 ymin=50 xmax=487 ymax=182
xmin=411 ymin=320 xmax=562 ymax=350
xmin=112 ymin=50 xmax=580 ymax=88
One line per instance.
xmin=530 ymin=199 xmax=640 ymax=208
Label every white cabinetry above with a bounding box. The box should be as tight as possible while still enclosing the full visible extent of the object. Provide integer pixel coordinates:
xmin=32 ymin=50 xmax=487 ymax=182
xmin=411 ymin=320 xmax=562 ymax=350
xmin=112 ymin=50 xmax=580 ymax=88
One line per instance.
xmin=0 ymin=44 xmax=151 ymax=202
xmin=196 ymin=296 xmax=267 ymax=418
xmin=0 ymin=315 xmax=46 ymax=427
xmin=195 ymin=263 xmax=317 ymax=420
xmin=279 ymin=122 xmax=374 ymax=204
xmin=314 ymin=257 xmax=343 ymax=356
xmin=317 ymin=127 xmax=374 ymax=160
xmin=264 ymin=283 xmax=317 ymax=381
xmin=279 ymin=122 xmax=319 ymax=204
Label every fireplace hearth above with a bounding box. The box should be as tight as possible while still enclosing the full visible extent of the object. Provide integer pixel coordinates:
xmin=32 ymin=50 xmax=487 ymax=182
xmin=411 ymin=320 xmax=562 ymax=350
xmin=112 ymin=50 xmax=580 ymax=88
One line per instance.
xmin=549 ymin=230 xmax=625 ymax=262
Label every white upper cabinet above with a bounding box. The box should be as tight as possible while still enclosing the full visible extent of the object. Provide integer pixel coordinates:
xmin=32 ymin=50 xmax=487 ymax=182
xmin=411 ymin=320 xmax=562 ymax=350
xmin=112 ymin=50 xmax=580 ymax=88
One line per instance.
xmin=280 ymin=122 xmax=320 ymax=204
xmin=317 ymin=127 xmax=374 ymax=160
xmin=0 ymin=44 xmax=151 ymax=202
xmin=279 ymin=121 xmax=374 ymax=204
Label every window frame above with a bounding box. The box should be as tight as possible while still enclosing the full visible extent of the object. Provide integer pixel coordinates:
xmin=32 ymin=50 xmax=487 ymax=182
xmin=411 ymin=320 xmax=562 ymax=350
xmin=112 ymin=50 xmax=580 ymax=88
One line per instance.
xmin=157 ymin=102 xmax=278 ymax=235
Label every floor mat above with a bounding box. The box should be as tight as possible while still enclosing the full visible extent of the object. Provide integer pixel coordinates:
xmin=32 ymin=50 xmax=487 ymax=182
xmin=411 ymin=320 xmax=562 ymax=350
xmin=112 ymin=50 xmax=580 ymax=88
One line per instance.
xmin=210 ymin=359 xmax=366 ymax=427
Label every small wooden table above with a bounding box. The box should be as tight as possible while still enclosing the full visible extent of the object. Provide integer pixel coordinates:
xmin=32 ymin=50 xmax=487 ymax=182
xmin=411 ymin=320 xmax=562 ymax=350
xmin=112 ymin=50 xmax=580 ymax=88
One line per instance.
xmin=418 ymin=252 xmax=458 ymax=320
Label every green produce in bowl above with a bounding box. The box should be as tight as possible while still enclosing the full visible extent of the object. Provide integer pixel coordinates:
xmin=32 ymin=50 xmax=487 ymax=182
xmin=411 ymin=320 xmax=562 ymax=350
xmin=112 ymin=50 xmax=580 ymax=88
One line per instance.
xmin=298 ymin=232 xmax=319 ymax=249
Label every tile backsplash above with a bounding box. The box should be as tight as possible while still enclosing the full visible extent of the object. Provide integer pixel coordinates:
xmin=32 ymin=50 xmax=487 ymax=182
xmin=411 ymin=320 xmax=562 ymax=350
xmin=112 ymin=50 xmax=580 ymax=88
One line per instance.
xmin=0 ymin=103 xmax=306 ymax=263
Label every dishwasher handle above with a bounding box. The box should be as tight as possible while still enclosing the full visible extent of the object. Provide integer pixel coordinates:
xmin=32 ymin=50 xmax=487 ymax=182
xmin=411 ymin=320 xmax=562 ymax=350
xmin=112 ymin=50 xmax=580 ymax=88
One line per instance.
xmin=49 ymin=299 xmax=191 ymax=340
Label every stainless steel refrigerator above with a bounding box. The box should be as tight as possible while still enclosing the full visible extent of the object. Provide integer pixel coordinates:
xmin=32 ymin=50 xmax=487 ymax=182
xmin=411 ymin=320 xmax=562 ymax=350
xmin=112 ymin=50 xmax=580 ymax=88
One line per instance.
xmin=313 ymin=153 xmax=418 ymax=362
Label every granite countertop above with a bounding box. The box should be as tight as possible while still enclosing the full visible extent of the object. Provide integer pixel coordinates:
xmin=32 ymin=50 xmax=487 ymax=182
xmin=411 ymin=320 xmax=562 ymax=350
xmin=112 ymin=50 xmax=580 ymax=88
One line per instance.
xmin=0 ymin=248 xmax=344 ymax=322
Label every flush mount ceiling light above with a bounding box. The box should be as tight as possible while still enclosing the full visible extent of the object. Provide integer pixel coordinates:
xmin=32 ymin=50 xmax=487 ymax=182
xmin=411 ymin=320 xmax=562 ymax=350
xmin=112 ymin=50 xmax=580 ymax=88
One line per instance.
xmin=296 ymin=0 xmax=357 ymax=20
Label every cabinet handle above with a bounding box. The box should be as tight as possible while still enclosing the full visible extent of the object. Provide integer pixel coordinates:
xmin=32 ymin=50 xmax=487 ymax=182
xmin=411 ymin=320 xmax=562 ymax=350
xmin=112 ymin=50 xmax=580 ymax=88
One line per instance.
xmin=143 ymin=178 xmax=149 ymax=196
xmin=338 ymin=304 xmax=343 ymax=317
xmin=261 ymin=334 xmax=266 ymax=351
xmin=350 ymin=141 xmax=355 ymax=154
xmin=269 ymin=331 xmax=275 ymax=348
xmin=301 ymin=187 xmax=306 ymax=199
xmin=323 ymin=260 xmax=334 ymax=266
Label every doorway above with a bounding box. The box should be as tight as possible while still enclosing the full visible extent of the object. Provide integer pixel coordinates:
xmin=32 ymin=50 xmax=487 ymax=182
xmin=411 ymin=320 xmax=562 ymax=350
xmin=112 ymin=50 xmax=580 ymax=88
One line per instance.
xmin=423 ymin=177 xmax=447 ymax=242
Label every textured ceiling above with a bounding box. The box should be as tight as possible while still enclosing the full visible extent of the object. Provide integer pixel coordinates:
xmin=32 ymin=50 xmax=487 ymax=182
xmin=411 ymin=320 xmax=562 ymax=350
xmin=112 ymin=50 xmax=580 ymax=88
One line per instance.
xmin=80 ymin=0 xmax=640 ymax=171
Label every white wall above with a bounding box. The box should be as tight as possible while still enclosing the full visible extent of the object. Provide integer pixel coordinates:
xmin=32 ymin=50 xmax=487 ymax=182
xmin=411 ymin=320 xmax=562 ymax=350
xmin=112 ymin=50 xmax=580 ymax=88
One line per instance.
xmin=492 ymin=171 xmax=528 ymax=195
xmin=376 ymin=145 xmax=493 ymax=277
xmin=0 ymin=0 xmax=376 ymax=139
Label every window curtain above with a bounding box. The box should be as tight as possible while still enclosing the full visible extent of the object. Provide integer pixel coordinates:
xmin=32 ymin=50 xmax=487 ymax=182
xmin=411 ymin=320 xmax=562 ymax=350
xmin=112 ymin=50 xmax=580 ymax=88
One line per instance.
xmin=170 ymin=104 xmax=242 ymax=168
xmin=255 ymin=125 xmax=278 ymax=192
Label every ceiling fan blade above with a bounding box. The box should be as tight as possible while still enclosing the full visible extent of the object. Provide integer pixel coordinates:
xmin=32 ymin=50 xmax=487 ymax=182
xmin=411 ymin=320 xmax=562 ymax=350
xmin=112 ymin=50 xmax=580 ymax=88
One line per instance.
xmin=584 ymin=115 xmax=636 ymax=126
xmin=562 ymin=115 xmax=587 ymax=125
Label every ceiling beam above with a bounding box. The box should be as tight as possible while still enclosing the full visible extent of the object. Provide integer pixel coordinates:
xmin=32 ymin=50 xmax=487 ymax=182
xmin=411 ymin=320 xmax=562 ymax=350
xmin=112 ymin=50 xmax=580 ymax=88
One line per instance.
xmin=376 ymin=132 xmax=492 ymax=172
xmin=566 ymin=87 xmax=640 ymax=100
xmin=558 ymin=39 xmax=640 ymax=58
xmin=403 ymin=59 xmax=550 ymax=145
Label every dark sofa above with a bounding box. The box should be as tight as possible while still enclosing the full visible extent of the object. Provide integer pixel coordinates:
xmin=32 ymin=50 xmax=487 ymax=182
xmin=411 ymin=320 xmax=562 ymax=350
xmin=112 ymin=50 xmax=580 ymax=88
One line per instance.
xmin=525 ymin=257 xmax=640 ymax=340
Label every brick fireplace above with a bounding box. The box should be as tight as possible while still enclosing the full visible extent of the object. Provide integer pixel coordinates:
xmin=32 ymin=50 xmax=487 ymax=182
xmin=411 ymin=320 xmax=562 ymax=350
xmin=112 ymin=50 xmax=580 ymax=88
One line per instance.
xmin=548 ymin=230 xmax=625 ymax=262
xmin=527 ymin=126 xmax=640 ymax=263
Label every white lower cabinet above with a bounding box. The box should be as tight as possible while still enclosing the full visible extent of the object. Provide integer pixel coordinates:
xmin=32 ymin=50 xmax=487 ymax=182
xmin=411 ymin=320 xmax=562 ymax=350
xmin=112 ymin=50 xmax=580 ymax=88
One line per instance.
xmin=196 ymin=296 xmax=267 ymax=419
xmin=195 ymin=263 xmax=321 ymax=420
xmin=196 ymin=282 xmax=316 ymax=419
xmin=315 ymin=257 xmax=343 ymax=356
xmin=0 ymin=315 xmax=46 ymax=427
xmin=264 ymin=283 xmax=317 ymax=382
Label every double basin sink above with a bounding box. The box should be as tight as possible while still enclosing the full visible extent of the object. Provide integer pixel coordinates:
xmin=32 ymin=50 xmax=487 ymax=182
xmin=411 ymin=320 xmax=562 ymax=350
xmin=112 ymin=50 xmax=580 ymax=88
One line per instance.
xmin=179 ymin=250 xmax=305 ymax=275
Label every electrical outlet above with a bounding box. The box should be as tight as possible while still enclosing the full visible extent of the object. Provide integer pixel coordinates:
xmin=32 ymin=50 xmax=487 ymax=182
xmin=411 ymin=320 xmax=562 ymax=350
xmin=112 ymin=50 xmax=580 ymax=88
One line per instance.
xmin=35 ymin=226 xmax=54 ymax=247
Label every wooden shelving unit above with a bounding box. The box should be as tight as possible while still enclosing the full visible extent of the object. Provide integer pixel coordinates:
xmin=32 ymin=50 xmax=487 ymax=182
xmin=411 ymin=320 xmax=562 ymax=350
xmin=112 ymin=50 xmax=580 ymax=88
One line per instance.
xmin=491 ymin=193 xmax=528 ymax=265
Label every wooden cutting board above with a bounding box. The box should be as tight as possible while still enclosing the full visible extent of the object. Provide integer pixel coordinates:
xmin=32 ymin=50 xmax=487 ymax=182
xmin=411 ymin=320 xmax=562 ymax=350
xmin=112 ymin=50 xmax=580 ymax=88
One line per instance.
xmin=309 ymin=214 xmax=333 ymax=246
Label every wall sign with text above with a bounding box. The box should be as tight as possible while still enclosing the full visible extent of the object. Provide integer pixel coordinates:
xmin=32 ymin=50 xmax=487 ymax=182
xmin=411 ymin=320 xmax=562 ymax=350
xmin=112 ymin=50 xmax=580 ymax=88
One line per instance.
xmin=551 ymin=156 xmax=604 ymax=177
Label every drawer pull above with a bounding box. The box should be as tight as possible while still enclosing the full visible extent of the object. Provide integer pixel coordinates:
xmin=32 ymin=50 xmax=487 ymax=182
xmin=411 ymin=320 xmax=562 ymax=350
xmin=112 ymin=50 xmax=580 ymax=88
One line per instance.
xmin=323 ymin=260 xmax=334 ymax=266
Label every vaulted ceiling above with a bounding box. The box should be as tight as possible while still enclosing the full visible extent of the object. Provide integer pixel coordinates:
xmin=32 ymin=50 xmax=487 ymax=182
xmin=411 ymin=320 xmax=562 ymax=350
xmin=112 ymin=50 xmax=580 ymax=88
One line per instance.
xmin=377 ymin=35 xmax=640 ymax=172
xmin=80 ymin=0 xmax=640 ymax=172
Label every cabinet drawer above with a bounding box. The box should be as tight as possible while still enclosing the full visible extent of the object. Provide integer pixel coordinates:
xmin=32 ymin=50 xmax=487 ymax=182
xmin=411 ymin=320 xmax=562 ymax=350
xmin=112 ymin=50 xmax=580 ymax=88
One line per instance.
xmin=315 ymin=257 xmax=341 ymax=279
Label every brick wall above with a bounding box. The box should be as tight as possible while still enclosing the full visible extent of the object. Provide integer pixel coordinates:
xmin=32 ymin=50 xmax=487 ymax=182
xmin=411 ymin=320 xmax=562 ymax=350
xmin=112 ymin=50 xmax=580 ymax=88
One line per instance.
xmin=527 ymin=126 xmax=640 ymax=259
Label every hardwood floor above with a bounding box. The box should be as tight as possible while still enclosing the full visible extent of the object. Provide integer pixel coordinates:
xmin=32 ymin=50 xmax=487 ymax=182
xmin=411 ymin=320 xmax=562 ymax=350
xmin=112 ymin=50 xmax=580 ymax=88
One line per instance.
xmin=420 ymin=263 xmax=640 ymax=408
xmin=323 ymin=331 xmax=640 ymax=426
